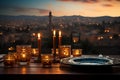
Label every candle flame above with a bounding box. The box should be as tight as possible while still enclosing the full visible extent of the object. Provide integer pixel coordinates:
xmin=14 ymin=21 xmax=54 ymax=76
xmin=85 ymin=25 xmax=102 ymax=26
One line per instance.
xmin=7 ymin=56 xmax=11 ymax=60
xmin=22 ymin=54 xmax=26 ymax=58
xmin=53 ymin=30 xmax=56 ymax=37
xmin=63 ymin=50 xmax=68 ymax=56
xmin=59 ymin=31 xmax=61 ymax=37
xmin=33 ymin=49 xmax=37 ymax=54
xmin=75 ymin=50 xmax=80 ymax=55
xmin=38 ymin=33 xmax=41 ymax=39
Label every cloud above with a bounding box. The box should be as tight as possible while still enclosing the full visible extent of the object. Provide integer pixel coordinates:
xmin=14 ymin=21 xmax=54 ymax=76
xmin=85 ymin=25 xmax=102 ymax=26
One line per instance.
xmin=105 ymin=0 xmax=120 ymax=2
xmin=57 ymin=0 xmax=120 ymax=3
xmin=116 ymin=0 xmax=120 ymax=1
xmin=57 ymin=0 xmax=99 ymax=3
xmin=0 ymin=5 xmax=50 ymax=15
xmin=58 ymin=0 xmax=120 ymax=2
xmin=102 ymin=4 xmax=113 ymax=7
xmin=14 ymin=7 xmax=50 ymax=14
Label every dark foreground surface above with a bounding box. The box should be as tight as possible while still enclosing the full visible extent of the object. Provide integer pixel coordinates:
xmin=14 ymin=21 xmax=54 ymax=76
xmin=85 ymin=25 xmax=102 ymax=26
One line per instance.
xmin=0 ymin=54 xmax=120 ymax=80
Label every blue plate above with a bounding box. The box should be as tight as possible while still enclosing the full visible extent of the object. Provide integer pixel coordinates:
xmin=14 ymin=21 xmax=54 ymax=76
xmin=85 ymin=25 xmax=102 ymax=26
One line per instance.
xmin=60 ymin=56 xmax=119 ymax=66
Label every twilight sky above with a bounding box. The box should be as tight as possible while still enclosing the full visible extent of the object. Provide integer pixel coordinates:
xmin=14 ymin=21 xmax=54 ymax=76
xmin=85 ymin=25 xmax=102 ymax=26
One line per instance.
xmin=0 ymin=0 xmax=120 ymax=17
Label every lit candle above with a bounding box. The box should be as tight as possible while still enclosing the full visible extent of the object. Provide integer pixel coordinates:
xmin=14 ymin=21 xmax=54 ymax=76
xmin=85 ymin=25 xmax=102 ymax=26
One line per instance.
xmin=32 ymin=48 xmax=39 ymax=56
xmin=59 ymin=30 xmax=61 ymax=37
xmin=53 ymin=30 xmax=56 ymax=62
xmin=63 ymin=50 xmax=69 ymax=57
xmin=37 ymin=33 xmax=41 ymax=62
xmin=59 ymin=45 xmax=71 ymax=59
xmin=58 ymin=30 xmax=62 ymax=47
xmin=22 ymin=54 xmax=26 ymax=58
xmin=41 ymin=54 xmax=53 ymax=67
xmin=31 ymin=48 xmax=39 ymax=61
xmin=20 ymin=49 xmax=27 ymax=60
xmin=33 ymin=49 xmax=37 ymax=54
xmin=53 ymin=30 xmax=56 ymax=37
xmin=44 ymin=55 xmax=50 ymax=62
xmin=38 ymin=33 xmax=41 ymax=40
xmin=18 ymin=49 xmax=31 ymax=65
xmin=4 ymin=54 xmax=15 ymax=66
xmin=72 ymin=49 xmax=82 ymax=57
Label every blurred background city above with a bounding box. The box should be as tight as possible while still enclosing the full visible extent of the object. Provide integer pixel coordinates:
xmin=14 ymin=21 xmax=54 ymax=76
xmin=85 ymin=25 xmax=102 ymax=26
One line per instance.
xmin=0 ymin=0 xmax=120 ymax=55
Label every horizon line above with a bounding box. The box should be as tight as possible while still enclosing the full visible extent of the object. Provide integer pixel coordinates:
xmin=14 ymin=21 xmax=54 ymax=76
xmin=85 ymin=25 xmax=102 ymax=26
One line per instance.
xmin=0 ymin=14 xmax=120 ymax=18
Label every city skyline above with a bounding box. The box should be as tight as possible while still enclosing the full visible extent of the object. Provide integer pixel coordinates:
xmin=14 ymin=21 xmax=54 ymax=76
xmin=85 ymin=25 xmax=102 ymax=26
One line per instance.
xmin=0 ymin=0 xmax=120 ymax=17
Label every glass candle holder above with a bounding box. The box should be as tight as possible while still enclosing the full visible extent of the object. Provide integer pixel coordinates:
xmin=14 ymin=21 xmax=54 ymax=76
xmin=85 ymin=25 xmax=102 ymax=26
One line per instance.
xmin=16 ymin=45 xmax=32 ymax=56
xmin=31 ymin=48 xmax=39 ymax=61
xmin=72 ymin=49 xmax=82 ymax=57
xmin=41 ymin=54 xmax=53 ymax=67
xmin=12 ymin=52 xmax=19 ymax=64
xmin=18 ymin=49 xmax=31 ymax=65
xmin=59 ymin=45 xmax=71 ymax=59
xmin=4 ymin=53 xmax=16 ymax=67
xmin=31 ymin=48 xmax=39 ymax=57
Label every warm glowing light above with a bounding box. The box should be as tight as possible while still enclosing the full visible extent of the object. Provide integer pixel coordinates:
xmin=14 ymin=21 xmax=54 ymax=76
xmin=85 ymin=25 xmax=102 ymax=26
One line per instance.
xmin=51 ymin=49 xmax=59 ymax=55
xmin=0 ymin=32 xmax=3 ymax=35
xmin=16 ymin=45 xmax=31 ymax=55
xmin=59 ymin=31 xmax=61 ymax=37
xmin=21 ymin=67 xmax=27 ymax=74
xmin=97 ymin=36 xmax=104 ymax=40
xmin=22 ymin=54 xmax=26 ymax=58
xmin=73 ymin=37 xmax=79 ymax=43
xmin=75 ymin=50 xmax=79 ymax=55
xmin=32 ymin=33 xmax=36 ymax=36
xmin=56 ymin=49 xmax=59 ymax=55
xmin=41 ymin=54 xmax=53 ymax=67
xmin=33 ymin=49 xmax=37 ymax=54
xmin=72 ymin=49 xmax=82 ymax=57
xmin=109 ymin=36 xmax=113 ymax=39
xmin=8 ymin=47 xmax=14 ymax=51
xmin=21 ymin=48 xmax=27 ymax=58
xmin=37 ymin=33 xmax=41 ymax=39
xmin=6 ymin=56 xmax=11 ymax=60
xmin=101 ymin=36 xmax=103 ymax=39
xmin=31 ymin=48 xmax=39 ymax=61
xmin=104 ymin=29 xmax=110 ymax=33
xmin=73 ymin=40 xmax=76 ymax=43
xmin=53 ymin=30 xmax=56 ymax=37
xmin=45 ymin=55 xmax=49 ymax=59
xmin=59 ymin=45 xmax=71 ymax=58
xmin=41 ymin=54 xmax=53 ymax=60
xmin=4 ymin=53 xmax=16 ymax=66
xmin=97 ymin=37 xmax=101 ymax=40
xmin=118 ymin=34 xmax=120 ymax=37
xmin=63 ymin=50 xmax=69 ymax=56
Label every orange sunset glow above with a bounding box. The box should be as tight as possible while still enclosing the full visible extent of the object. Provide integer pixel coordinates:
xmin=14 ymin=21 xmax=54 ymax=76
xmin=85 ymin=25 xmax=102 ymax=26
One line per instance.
xmin=0 ymin=0 xmax=120 ymax=17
